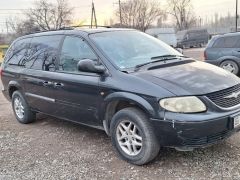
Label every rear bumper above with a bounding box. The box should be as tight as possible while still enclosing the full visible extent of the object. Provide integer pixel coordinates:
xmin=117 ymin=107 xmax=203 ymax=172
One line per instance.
xmin=150 ymin=110 xmax=240 ymax=148
xmin=205 ymin=59 xmax=221 ymax=66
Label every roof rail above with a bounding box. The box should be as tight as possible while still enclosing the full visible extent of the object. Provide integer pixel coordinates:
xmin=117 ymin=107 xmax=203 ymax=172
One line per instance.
xmin=26 ymin=25 xmax=113 ymax=35
xmin=59 ymin=25 xmax=112 ymax=30
xmin=34 ymin=28 xmax=61 ymax=34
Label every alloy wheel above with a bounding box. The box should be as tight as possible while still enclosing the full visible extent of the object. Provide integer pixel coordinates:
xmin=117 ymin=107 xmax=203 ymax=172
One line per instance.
xmin=116 ymin=120 xmax=143 ymax=156
xmin=14 ymin=97 xmax=25 ymax=119
xmin=222 ymin=63 xmax=236 ymax=73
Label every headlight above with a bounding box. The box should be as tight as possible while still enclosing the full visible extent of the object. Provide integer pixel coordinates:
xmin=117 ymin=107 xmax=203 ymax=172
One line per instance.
xmin=159 ymin=96 xmax=206 ymax=113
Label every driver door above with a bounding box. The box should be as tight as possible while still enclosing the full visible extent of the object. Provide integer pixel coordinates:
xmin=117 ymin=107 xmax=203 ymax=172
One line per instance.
xmin=50 ymin=35 xmax=102 ymax=126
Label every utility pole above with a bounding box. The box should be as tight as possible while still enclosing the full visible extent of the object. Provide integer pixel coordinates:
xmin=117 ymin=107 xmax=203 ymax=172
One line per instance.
xmin=118 ymin=0 xmax=122 ymax=26
xmin=199 ymin=17 xmax=202 ymax=27
xmin=5 ymin=21 xmax=9 ymax=34
xmin=236 ymin=0 xmax=238 ymax=32
xmin=91 ymin=1 xmax=97 ymax=28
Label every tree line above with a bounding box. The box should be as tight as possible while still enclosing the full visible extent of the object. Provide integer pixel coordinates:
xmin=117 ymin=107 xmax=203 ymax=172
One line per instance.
xmin=5 ymin=0 xmax=196 ymax=37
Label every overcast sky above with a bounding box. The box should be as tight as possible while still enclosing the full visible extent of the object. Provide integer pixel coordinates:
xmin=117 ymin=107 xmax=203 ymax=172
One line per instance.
xmin=0 ymin=0 xmax=234 ymax=32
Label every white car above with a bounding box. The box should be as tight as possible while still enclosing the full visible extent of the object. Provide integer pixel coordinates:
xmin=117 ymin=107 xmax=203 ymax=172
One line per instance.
xmin=146 ymin=28 xmax=177 ymax=47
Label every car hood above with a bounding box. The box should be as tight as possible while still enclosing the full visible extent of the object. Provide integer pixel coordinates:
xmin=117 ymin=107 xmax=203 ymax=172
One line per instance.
xmin=134 ymin=61 xmax=240 ymax=96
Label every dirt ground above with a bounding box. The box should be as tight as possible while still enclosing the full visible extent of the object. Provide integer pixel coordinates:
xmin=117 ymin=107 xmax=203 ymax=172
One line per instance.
xmin=1 ymin=84 xmax=240 ymax=180
xmin=183 ymin=48 xmax=204 ymax=61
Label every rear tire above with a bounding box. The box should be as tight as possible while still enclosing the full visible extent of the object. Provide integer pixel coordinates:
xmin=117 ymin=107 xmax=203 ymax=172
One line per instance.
xmin=12 ymin=91 xmax=36 ymax=124
xmin=110 ymin=107 xmax=160 ymax=165
xmin=220 ymin=60 xmax=239 ymax=75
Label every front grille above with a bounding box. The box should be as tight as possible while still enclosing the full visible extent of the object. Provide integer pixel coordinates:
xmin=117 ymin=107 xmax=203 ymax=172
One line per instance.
xmin=206 ymin=84 xmax=240 ymax=108
xmin=183 ymin=130 xmax=230 ymax=147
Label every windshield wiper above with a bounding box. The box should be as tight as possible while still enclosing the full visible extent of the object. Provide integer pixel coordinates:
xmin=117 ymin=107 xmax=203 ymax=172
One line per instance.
xmin=151 ymin=55 xmax=182 ymax=60
xmin=135 ymin=55 xmax=183 ymax=69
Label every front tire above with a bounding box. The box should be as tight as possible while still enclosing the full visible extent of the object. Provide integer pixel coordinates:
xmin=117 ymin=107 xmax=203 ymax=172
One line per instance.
xmin=12 ymin=91 xmax=36 ymax=124
xmin=110 ymin=107 xmax=160 ymax=165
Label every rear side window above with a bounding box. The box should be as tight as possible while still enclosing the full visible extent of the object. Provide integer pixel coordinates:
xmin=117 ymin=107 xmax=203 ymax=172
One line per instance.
xmin=224 ymin=36 xmax=238 ymax=48
xmin=212 ymin=38 xmax=225 ymax=48
xmin=26 ymin=35 xmax=62 ymax=71
xmin=5 ymin=38 xmax=31 ymax=66
xmin=212 ymin=36 xmax=238 ymax=48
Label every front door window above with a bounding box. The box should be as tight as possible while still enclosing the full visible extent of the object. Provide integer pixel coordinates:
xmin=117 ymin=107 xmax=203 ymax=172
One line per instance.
xmin=59 ymin=36 xmax=97 ymax=73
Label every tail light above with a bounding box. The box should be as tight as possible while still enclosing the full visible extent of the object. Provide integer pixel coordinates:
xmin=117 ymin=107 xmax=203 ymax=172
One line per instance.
xmin=204 ymin=50 xmax=207 ymax=60
xmin=0 ymin=68 xmax=3 ymax=77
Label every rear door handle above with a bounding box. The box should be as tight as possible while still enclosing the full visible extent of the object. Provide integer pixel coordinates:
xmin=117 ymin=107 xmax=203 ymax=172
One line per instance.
xmin=54 ymin=82 xmax=64 ymax=88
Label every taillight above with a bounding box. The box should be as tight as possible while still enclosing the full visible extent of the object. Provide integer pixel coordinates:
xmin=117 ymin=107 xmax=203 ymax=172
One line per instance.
xmin=204 ymin=50 xmax=207 ymax=60
xmin=0 ymin=68 xmax=3 ymax=77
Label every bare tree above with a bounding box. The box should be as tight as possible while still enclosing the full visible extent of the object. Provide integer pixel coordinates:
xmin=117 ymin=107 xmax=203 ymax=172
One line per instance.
xmin=5 ymin=0 xmax=72 ymax=38
xmin=26 ymin=0 xmax=72 ymax=30
xmin=6 ymin=17 xmax=40 ymax=37
xmin=167 ymin=0 xmax=196 ymax=30
xmin=116 ymin=0 xmax=165 ymax=32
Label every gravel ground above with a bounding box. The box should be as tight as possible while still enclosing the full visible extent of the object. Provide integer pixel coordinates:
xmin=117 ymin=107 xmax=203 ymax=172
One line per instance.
xmin=183 ymin=48 xmax=204 ymax=61
xmin=1 ymin=90 xmax=240 ymax=179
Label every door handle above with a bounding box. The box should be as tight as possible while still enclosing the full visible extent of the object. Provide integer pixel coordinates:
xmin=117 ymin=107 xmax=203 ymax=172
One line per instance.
xmin=54 ymin=82 xmax=64 ymax=88
xmin=43 ymin=81 xmax=52 ymax=87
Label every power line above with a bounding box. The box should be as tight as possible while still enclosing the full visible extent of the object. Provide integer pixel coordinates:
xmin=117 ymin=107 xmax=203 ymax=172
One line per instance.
xmin=0 ymin=9 xmax=28 ymax=11
xmin=0 ymin=13 xmax=23 ymax=14
xmin=0 ymin=5 xmax=91 ymax=11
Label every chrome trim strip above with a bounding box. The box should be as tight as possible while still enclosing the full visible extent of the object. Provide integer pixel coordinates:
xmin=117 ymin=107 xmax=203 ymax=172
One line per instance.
xmin=25 ymin=93 xmax=55 ymax=103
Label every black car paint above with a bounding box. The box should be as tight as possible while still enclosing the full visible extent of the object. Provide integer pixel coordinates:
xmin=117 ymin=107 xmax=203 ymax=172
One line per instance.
xmin=1 ymin=29 xmax=240 ymax=149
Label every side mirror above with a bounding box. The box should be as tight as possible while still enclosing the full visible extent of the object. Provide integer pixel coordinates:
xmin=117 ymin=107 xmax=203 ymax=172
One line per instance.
xmin=77 ymin=59 xmax=106 ymax=74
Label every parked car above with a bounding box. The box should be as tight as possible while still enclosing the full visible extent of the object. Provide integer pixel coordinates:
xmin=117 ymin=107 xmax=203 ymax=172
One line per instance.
xmin=146 ymin=28 xmax=177 ymax=47
xmin=0 ymin=45 xmax=8 ymax=65
xmin=177 ymin=28 xmax=209 ymax=48
xmin=205 ymin=32 xmax=240 ymax=75
xmin=1 ymin=28 xmax=240 ymax=165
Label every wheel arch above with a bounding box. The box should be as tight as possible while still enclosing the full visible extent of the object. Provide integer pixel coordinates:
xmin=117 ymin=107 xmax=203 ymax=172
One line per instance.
xmin=218 ymin=56 xmax=240 ymax=65
xmin=8 ymin=81 xmax=22 ymax=99
xmin=218 ymin=57 xmax=240 ymax=74
xmin=102 ymin=92 xmax=156 ymax=136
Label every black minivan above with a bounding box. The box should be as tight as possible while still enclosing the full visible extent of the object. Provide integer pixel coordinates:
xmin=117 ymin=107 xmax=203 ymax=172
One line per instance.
xmin=1 ymin=28 xmax=240 ymax=165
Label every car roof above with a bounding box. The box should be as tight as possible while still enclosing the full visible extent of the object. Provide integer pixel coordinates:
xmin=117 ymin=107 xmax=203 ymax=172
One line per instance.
xmin=16 ymin=28 xmax=137 ymax=40
xmin=217 ymin=32 xmax=240 ymax=38
xmin=207 ymin=32 xmax=240 ymax=48
xmin=177 ymin=28 xmax=208 ymax=34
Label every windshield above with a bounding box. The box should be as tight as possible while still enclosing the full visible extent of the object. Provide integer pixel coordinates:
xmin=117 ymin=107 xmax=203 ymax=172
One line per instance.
xmin=90 ymin=31 xmax=182 ymax=69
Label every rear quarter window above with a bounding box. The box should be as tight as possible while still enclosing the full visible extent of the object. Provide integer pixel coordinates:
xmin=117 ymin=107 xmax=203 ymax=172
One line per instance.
xmin=212 ymin=36 xmax=239 ymax=48
xmin=5 ymin=38 xmax=32 ymax=66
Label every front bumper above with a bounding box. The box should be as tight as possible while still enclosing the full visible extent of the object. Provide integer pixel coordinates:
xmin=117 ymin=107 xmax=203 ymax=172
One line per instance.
xmin=150 ymin=109 xmax=240 ymax=148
